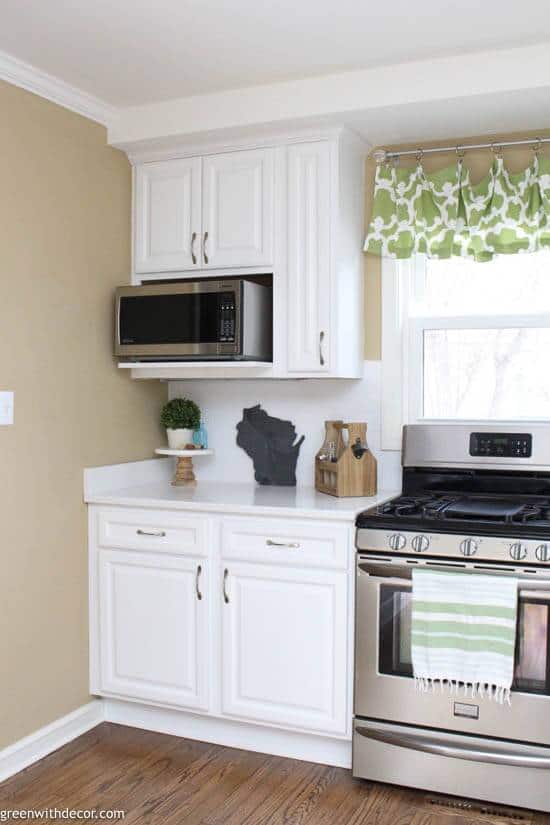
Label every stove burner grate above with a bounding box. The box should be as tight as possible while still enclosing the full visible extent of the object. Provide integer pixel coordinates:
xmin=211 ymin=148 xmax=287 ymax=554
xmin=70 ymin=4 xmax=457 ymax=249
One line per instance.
xmin=376 ymin=494 xmax=550 ymax=527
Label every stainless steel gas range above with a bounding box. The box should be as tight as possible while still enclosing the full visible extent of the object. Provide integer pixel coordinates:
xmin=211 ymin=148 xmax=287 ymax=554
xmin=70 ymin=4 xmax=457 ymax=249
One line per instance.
xmin=353 ymin=424 xmax=550 ymax=813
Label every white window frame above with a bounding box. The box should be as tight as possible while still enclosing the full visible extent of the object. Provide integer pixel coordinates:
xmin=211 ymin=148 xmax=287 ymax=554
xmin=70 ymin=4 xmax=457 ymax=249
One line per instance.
xmin=381 ymin=256 xmax=550 ymax=450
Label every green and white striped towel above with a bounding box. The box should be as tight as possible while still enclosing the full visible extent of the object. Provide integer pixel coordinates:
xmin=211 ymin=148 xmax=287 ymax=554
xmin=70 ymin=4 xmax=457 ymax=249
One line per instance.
xmin=411 ymin=568 xmax=518 ymax=704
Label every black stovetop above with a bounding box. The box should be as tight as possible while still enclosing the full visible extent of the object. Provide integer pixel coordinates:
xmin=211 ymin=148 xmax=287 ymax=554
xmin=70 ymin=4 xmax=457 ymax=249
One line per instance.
xmin=356 ymin=466 xmax=550 ymax=537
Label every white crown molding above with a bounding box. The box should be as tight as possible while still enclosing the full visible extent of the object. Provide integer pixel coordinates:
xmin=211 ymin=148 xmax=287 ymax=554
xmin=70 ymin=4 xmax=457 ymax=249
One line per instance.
xmin=0 ymin=700 xmax=104 ymax=783
xmin=121 ymin=124 xmax=365 ymax=165
xmin=0 ymin=48 xmax=116 ymax=126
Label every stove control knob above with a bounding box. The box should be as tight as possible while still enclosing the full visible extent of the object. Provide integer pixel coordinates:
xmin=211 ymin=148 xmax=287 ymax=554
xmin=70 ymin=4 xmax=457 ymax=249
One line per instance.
xmin=460 ymin=538 xmax=478 ymax=556
xmin=388 ymin=533 xmax=406 ymax=551
xmin=411 ymin=534 xmax=430 ymax=553
xmin=536 ymin=544 xmax=550 ymax=562
xmin=509 ymin=542 xmax=528 ymax=561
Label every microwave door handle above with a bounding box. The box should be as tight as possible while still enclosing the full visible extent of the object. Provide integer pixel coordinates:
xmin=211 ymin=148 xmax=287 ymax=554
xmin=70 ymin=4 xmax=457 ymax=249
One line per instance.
xmin=355 ymin=724 xmax=550 ymax=770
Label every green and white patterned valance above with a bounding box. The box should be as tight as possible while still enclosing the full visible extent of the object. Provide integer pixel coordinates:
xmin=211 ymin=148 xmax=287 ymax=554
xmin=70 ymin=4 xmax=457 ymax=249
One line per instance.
xmin=364 ymin=155 xmax=550 ymax=261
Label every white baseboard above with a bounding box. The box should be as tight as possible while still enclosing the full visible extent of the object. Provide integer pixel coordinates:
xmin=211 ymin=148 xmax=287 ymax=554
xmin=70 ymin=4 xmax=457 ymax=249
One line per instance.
xmin=104 ymin=699 xmax=352 ymax=768
xmin=0 ymin=697 xmax=351 ymax=785
xmin=0 ymin=700 xmax=104 ymax=784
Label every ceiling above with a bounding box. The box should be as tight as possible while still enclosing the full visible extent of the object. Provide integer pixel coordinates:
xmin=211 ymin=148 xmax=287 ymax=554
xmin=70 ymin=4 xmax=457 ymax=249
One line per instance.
xmin=2 ymin=0 xmax=550 ymax=107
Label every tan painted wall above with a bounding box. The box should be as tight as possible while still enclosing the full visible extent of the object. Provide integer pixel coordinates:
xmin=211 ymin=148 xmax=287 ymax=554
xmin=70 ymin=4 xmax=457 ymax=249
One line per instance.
xmin=0 ymin=80 xmax=166 ymax=749
xmin=364 ymin=129 xmax=550 ymax=360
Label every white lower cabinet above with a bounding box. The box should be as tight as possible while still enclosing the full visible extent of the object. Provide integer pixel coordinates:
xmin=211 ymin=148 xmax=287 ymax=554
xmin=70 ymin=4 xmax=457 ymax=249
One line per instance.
xmin=221 ymin=562 xmax=348 ymax=735
xmin=98 ymin=549 xmax=209 ymax=710
xmin=91 ymin=506 xmax=351 ymax=743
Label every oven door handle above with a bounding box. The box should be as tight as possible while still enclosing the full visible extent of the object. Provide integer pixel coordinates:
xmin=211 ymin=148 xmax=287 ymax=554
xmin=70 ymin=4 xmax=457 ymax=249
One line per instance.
xmin=520 ymin=589 xmax=550 ymax=600
xmin=358 ymin=560 xmax=550 ymax=588
xmin=360 ymin=573 xmax=550 ymax=598
xmin=355 ymin=723 xmax=550 ymax=769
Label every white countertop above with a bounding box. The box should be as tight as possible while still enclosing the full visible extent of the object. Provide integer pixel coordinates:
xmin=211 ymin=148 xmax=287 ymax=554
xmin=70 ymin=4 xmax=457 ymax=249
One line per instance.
xmin=84 ymin=459 xmax=397 ymax=522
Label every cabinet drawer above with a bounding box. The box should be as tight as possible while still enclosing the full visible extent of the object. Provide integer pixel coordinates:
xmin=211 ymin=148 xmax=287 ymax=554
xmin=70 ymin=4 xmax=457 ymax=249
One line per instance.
xmin=221 ymin=517 xmax=350 ymax=569
xmin=97 ymin=507 xmax=207 ymax=555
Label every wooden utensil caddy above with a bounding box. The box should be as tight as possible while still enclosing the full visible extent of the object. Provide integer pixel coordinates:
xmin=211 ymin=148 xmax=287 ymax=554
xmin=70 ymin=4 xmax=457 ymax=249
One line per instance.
xmin=315 ymin=421 xmax=377 ymax=497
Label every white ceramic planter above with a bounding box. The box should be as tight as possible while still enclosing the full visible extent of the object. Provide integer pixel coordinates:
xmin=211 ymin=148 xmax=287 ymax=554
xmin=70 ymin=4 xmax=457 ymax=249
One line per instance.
xmin=166 ymin=428 xmax=194 ymax=449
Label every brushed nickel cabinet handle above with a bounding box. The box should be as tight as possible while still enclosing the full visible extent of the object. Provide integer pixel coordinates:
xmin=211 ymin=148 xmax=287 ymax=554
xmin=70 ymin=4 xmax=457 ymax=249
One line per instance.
xmin=136 ymin=529 xmax=166 ymax=537
xmin=319 ymin=330 xmax=325 ymax=366
xmin=266 ymin=539 xmax=301 ymax=549
xmin=203 ymin=231 xmax=209 ymax=264
xmin=223 ymin=568 xmax=229 ymax=604
xmin=196 ymin=564 xmax=202 ymax=601
xmin=191 ymin=231 xmax=197 ymax=265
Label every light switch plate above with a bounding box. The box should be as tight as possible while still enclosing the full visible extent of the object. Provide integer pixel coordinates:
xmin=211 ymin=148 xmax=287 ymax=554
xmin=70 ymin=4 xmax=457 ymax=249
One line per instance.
xmin=0 ymin=392 xmax=14 ymax=425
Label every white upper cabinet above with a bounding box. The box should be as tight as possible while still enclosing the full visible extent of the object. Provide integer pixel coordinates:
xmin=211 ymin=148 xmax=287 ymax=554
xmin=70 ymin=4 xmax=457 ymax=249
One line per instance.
xmin=286 ymin=141 xmax=331 ymax=374
xmin=134 ymin=158 xmax=201 ymax=274
xmin=202 ymin=149 xmax=273 ymax=269
xmin=134 ymin=148 xmax=273 ymax=274
xmin=127 ymin=129 xmax=365 ymax=379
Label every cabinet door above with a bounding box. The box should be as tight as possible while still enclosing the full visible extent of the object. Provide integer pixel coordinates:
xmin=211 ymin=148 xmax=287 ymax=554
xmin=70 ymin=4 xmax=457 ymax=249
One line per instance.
xmin=201 ymin=149 xmax=273 ymax=268
xmin=134 ymin=158 xmax=201 ymax=273
xmin=221 ymin=562 xmax=348 ymax=735
xmin=99 ymin=550 xmax=208 ymax=710
xmin=287 ymin=142 xmax=331 ymax=373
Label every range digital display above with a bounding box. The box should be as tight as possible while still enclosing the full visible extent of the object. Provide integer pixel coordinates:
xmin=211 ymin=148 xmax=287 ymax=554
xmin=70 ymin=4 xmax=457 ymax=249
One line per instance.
xmin=469 ymin=432 xmax=532 ymax=458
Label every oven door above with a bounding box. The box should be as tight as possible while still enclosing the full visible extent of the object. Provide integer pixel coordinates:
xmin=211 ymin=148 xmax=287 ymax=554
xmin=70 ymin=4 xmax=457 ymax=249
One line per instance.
xmin=355 ymin=556 xmax=550 ymax=746
xmin=115 ymin=280 xmax=241 ymax=359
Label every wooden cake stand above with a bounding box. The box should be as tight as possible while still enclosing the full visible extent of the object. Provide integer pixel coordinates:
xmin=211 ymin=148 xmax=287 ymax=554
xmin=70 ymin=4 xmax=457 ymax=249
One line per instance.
xmin=155 ymin=448 xmax=214 ymax=486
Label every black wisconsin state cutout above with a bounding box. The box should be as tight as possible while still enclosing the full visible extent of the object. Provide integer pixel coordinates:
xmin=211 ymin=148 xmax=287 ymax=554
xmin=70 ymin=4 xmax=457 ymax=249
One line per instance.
xmin=236 ymin=404 xmax=305 ymax=486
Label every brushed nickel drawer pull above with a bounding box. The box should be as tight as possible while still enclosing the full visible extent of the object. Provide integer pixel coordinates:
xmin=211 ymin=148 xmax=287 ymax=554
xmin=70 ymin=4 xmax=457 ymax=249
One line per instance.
xmin=266 ymin=539 xmax=301 ymax=549
xmin=223 ymin=568 xmax=230 ymax=603
xmin=203 ymin=231 xmax=209 ymax=264
xmin=196 ymin=564 xmax=203 ymax=601
xmin=136 ymin=529 xmax=166 ymax=537
xmin=191 ymin=231 xmax=197 ymax=265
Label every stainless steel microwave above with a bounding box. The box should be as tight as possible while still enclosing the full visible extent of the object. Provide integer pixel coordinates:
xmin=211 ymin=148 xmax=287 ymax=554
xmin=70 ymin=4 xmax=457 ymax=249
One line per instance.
xmin=115 ymin=278 xmax=272 ymax=361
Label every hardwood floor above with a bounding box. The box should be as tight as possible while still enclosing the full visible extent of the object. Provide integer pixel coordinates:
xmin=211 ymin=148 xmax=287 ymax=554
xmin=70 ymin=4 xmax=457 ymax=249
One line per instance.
xmin=0 ymin=723 xmax=548 ymax=824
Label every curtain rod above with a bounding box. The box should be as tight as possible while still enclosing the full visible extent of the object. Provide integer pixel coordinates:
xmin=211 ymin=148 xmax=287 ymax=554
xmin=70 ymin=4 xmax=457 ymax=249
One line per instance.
xmin=373 ymin=136 xmax=550 ymax=163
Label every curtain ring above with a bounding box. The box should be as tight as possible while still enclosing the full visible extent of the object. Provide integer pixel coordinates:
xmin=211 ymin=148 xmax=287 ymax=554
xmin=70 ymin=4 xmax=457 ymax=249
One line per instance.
xmin=532 ymin=137 xmax=543 ymax=156
xmin=455 ymin=145 xmax=465 ymax=160
xmin=415 ymin=148 xmax=424 ymax=165
xmin=491 ymin=142 xmax=503 ymax=158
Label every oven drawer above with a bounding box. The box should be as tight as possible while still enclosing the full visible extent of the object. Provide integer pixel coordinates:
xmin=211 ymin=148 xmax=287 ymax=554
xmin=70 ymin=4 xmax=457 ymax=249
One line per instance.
xmin=97 ymin=507 xmax=207 ymax=555
xmin=221 ymin=517 xmax=350 ymax=569
xmin=353 ymin=719 xmax=550 ymax=812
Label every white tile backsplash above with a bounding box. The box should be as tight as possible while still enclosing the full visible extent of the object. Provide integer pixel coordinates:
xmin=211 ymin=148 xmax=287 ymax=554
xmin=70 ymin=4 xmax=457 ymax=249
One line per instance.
xmin=168 ymin=361 xmax=402 ymax=490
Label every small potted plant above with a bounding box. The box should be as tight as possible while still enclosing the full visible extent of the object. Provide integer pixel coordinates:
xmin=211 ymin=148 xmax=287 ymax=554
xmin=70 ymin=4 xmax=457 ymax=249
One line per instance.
xmin=161 ymin=398 xmax=201 ymax=450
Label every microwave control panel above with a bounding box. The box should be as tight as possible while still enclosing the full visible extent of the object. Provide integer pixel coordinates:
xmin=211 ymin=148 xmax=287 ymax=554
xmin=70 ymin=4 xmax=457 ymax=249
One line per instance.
xmin=219 ymin=292 xmax=236 ymax=343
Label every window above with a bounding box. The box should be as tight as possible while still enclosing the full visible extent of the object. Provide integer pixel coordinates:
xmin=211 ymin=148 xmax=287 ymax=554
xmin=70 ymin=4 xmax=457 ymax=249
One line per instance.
xmin=381 ymin=252 xmax=550 ymax=447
